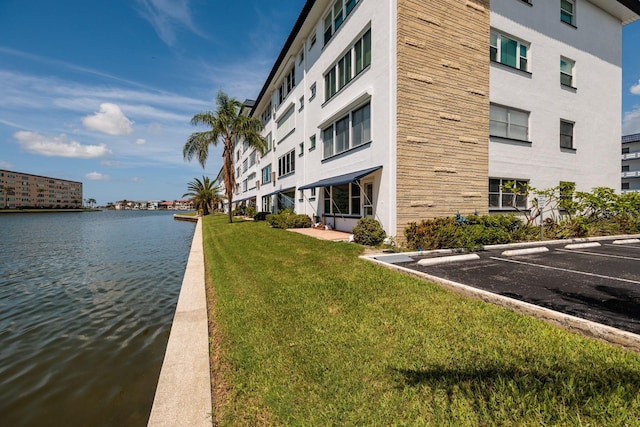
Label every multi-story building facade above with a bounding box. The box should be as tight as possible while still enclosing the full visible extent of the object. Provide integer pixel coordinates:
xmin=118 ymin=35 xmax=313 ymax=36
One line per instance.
xmin=231 ymin=0 xmax=639 ymax=239
xmin=0 ymin=170 xmax=83 ymax=209
xmin=622 ymin=133 xmax=640 ymax=192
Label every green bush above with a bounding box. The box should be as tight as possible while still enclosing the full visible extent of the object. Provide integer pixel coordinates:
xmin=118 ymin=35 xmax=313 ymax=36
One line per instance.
xmin=266 ymin=210 xmax=312 ymax=229
xmin=352 ymin=218 xmax=386 ymax=246
xmin=245 ymin=206 xmax=256 ymax=218
xmin=254 ymin=211 xmax=269 ymax=221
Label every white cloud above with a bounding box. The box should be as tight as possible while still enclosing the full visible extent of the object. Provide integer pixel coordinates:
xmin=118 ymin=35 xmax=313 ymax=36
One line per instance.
xmin=82 ymin=103 xmax=134 ymax=135
xmin=632 ymin=81 xmax=640 ymax=96
xmin=14 ymin=131 xmax=111 ymax=158
xmin=135 ymin=138 xmax=146 ymax=145
xmin=0 ymin=160 xmax=13 ymax=169
xmin=134 ymin=0 xmax=206 ymax=46
xmin=86 ymin=171 xmax=110 ymax=181
xmin=623 ymin=107 xmax=640 ymax=135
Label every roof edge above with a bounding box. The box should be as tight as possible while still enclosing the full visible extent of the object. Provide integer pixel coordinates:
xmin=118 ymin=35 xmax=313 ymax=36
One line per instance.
xmin=250 ymin=0 xmax=316 ymax=116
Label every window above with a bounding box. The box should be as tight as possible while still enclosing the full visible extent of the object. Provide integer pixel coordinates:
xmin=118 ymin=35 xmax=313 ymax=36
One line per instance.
xmin=561 ymin=58 xmax=574 ymax=87
xmin=623 ymin=182 xmax=630 ymax=190
xmin=277 ymin=68 xmax=296 ymax=105
xmin=299 ymin=50 xmax=304 ymax=65
xmin=324 ymin=28 xmax=371 ymax=101
xmin=242 ymin=159 xmax=248 ymax=173
xmin=262 ymin=164 xmax=272 ymax=184
xmin=323 ymin=0 xmax=360 ymax=45
xmin=299 ymin=142 xmax=304 ymax=156
xmin=323 ymin=183 xmax=361 ymax=215
xmin=310 ymin=83 xmax=317 ymax=100
xmin=489 ymin=178 xmax=528 ymax=209
xmin=309 ymin=135 xmax=316 ymax=151
xmin=278 ymin=149 xmax=296 ymax=177
xmin=622 ymin=165 xmax=630 ymax=172
xmin=561 ymin=0 xmax=575 ymax=26
xmin=560 ymin=120 xmax=574 ymax=149
xmin=249 ymin=151 xmax=256 ymax=167
xmin=623 ymin=147 xmax=630 ymax=154
xmin=363 ymin=183 xmax=373 ymax=217
xmin=262 ymin=195 xmax=272 ymax=212
xmin=299 ymin=96 xmax=304 ymax=111
xmin=490 ymin=104 xmax=529 ymax=141
xmin=310 ymin=188 xmax=316 ymax=198
xmin=490 ymin=31 xmax=529 ymax=71
xmin=265 ymin=133 xmax=273 ymax=154
xmin=309 ymin=33 xmax=316 ymax=49
xmin=236 ymin=166 xmax=240 ymax=178
xmin=260 ymin=102 xmax=272 ymax=124
xmin=248 ymin=173 xmax=257 ymax=189
xmin=242 ymin=179 xmax=248 ymax=192
xmin=323 ymin=102 xmax=371 ymax=158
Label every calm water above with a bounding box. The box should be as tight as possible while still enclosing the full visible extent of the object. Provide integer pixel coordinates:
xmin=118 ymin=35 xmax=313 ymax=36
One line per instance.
xmin=0 ymin=210 xmax=196 ymax=426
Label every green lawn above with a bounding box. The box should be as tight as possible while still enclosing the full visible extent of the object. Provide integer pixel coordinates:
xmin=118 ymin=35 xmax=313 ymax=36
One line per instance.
xmin=202 ymin=214 xmax=640 ymax=426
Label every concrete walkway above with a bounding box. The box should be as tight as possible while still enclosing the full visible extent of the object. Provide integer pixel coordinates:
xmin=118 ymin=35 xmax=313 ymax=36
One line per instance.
xmin=288 ymin=227 xmax=352 ymax=241
xmin=148 ymin=218 xmax=212 ymax=426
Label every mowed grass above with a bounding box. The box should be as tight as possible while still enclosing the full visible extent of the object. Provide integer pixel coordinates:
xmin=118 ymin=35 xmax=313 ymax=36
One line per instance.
xmin=202 ymin=215 xmax=640 ymax=426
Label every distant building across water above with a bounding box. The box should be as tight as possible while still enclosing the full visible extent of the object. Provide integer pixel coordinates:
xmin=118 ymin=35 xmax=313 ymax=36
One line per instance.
xmin=0 ymin=170 xmax=83 ymax=209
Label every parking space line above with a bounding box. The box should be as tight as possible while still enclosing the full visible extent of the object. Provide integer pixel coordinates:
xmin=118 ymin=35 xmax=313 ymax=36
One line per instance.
xmin=556 ymin=248 xmax=640 ymax=261
xmin=489 ymin=256 xmax=640 ymax=285
xmin=605 ymin=243 xmax=640 ymax=250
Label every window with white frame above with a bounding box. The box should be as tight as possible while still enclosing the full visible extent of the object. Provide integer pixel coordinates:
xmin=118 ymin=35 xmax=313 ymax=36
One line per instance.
xmin=363 ymin=183 xmax=373 ymax=217
xmin=323 ymin=183 xmax=361 ymax=215
xmin=242 ymin=159 xmax=248 ymax=173
xmin=278 ymin=149 xmax=295 ymax=177
xmin=260 ymin=102 xmax=272 ymax=124
xmin=242 ymin=179 xmax=248 ymax=192
xmin=489 ymin=178 xmax=528 ymax=209
xmin=560 ymin=57 xmax=575 ymax=87
xmin=560 ymin=120 xmax=574 ymax=149
xmin=249 ymin=150 xmax=256 ymax=167
xmin=310 ymin=83 xmax=317 ymax=100
xmin=561 ymin=0 xmax=575 ymax=26
xmin=248 ymin=172 xmax=257 ymax=189
xmin=262 ymin=164 xmax=272 ymax=184
xmin=322 ymin=102 xmax=371 ymax=158
xmin=262 ymin=195 xmax=272 ymax=212
xmin=278 ymin=67 xmax=296 ymax=105
xmin=325 ymin=29 xmax=371 ymax=101
xmin=309 ymin=135 xmax=316 ymax=151
xmin=490 ymin=31 xmax=529 ymax=71
xmin=490 ymin=104 xmax=529 ymax=141
xmin=264 ymin=133 xmax=273 ymax=154
xmin=323 ymin=0 xmax=359 ymax=45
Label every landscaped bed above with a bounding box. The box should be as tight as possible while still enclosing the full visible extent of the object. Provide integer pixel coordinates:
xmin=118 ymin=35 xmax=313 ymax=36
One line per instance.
xmin=202 ymin=214 xmax=640 ymax=426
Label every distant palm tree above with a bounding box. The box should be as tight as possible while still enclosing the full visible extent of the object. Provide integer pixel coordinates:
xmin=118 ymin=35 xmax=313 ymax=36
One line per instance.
xmin=183 ymin=91 xmax=266 ymax=223
xmin=1 ymin=186 xmax=14 ymax=209
xmin=183 ymin=176 xmax=220 ymax=216
xmin=86 ymin=198 xmax=96 ymax=208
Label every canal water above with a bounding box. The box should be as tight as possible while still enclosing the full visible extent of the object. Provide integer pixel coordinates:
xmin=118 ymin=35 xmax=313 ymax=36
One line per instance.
xmin=0 ymin=210 xmax=196 ymax=426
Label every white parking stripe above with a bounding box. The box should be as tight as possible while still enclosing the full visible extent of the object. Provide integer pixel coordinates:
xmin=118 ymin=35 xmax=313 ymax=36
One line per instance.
xmin=489 ymin=256 xmax=640 ymax=285
xmin=604 ymin=243 xmax=640 ymax=250
xmin=556 ymin=248 xmax=640 ymax=261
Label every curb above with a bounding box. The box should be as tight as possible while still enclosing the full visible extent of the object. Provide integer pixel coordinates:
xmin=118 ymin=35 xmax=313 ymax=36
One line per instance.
xmin=148 ymin=218 xmax=212 ymax=426
xmin=417 ymin=253 xmax=480 ymax=266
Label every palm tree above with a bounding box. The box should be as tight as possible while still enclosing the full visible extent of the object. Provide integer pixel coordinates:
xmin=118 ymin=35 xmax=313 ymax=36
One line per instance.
xmin=86 ymin=198 xmax=96 ymax=208
xmin=183 ymin=91 xmax=266 ymax=223
xmin=183 ymin=176 xmax=220 ymax=216
xmin=1 ymin=186 xmax=14 ymax=209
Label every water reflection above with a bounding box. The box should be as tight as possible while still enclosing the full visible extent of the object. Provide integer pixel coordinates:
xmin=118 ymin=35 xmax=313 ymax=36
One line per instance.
xmin=0 ymin=210 xmax=195 ymax=426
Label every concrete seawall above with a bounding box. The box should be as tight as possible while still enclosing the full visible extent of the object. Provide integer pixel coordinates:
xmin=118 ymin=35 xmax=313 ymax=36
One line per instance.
xmin=148 ymin=218 xmax=212 ymax=426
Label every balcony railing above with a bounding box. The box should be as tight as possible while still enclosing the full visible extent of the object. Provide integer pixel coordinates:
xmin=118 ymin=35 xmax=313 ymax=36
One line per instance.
xmin=622 ymin=152 xmax=640 ymax=160
xmin=621 ymin=171 xmax=640 ymax=178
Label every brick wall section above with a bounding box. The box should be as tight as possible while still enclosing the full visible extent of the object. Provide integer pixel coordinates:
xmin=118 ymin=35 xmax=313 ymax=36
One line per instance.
xmin=395 ymin=0 xmax=490 ymax=240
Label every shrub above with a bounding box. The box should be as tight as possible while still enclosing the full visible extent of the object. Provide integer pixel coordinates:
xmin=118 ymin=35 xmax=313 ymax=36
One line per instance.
xmin=254 ymin=211 xmax=269 ymax=221
xmin=352 ymin=218 xmax=386 ymax=246
xmin=266 ymin=210 xmax=312 ymax=229
xmin=245 ymin=206 xmax=257 ymax=218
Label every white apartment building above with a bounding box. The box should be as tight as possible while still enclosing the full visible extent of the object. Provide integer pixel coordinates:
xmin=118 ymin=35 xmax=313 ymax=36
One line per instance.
xmin=231 ymin=0 xmax=639 ymax=239
xmin=622 ymin=133 xmax=640 ymax=192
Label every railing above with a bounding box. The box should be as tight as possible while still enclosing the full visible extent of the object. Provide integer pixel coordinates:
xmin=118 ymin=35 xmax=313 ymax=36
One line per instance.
xmin=622 ymin=152 xmax=640 ymax=160
xmin=621 ymin=171 xmax=640 ymax=178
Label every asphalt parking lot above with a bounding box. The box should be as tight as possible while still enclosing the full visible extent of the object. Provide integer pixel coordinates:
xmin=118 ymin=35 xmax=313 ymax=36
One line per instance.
xmin=370 ymin=237 xmax=640 ymax=338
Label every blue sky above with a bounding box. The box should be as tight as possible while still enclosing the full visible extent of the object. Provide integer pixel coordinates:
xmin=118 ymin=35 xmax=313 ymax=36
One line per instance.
xmin=0 ymin=1 xmax=639 ymax=205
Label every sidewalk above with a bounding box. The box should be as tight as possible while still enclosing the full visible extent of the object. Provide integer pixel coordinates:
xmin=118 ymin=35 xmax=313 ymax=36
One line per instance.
xmin=287 ymin=227 xmax=352 ymax=241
